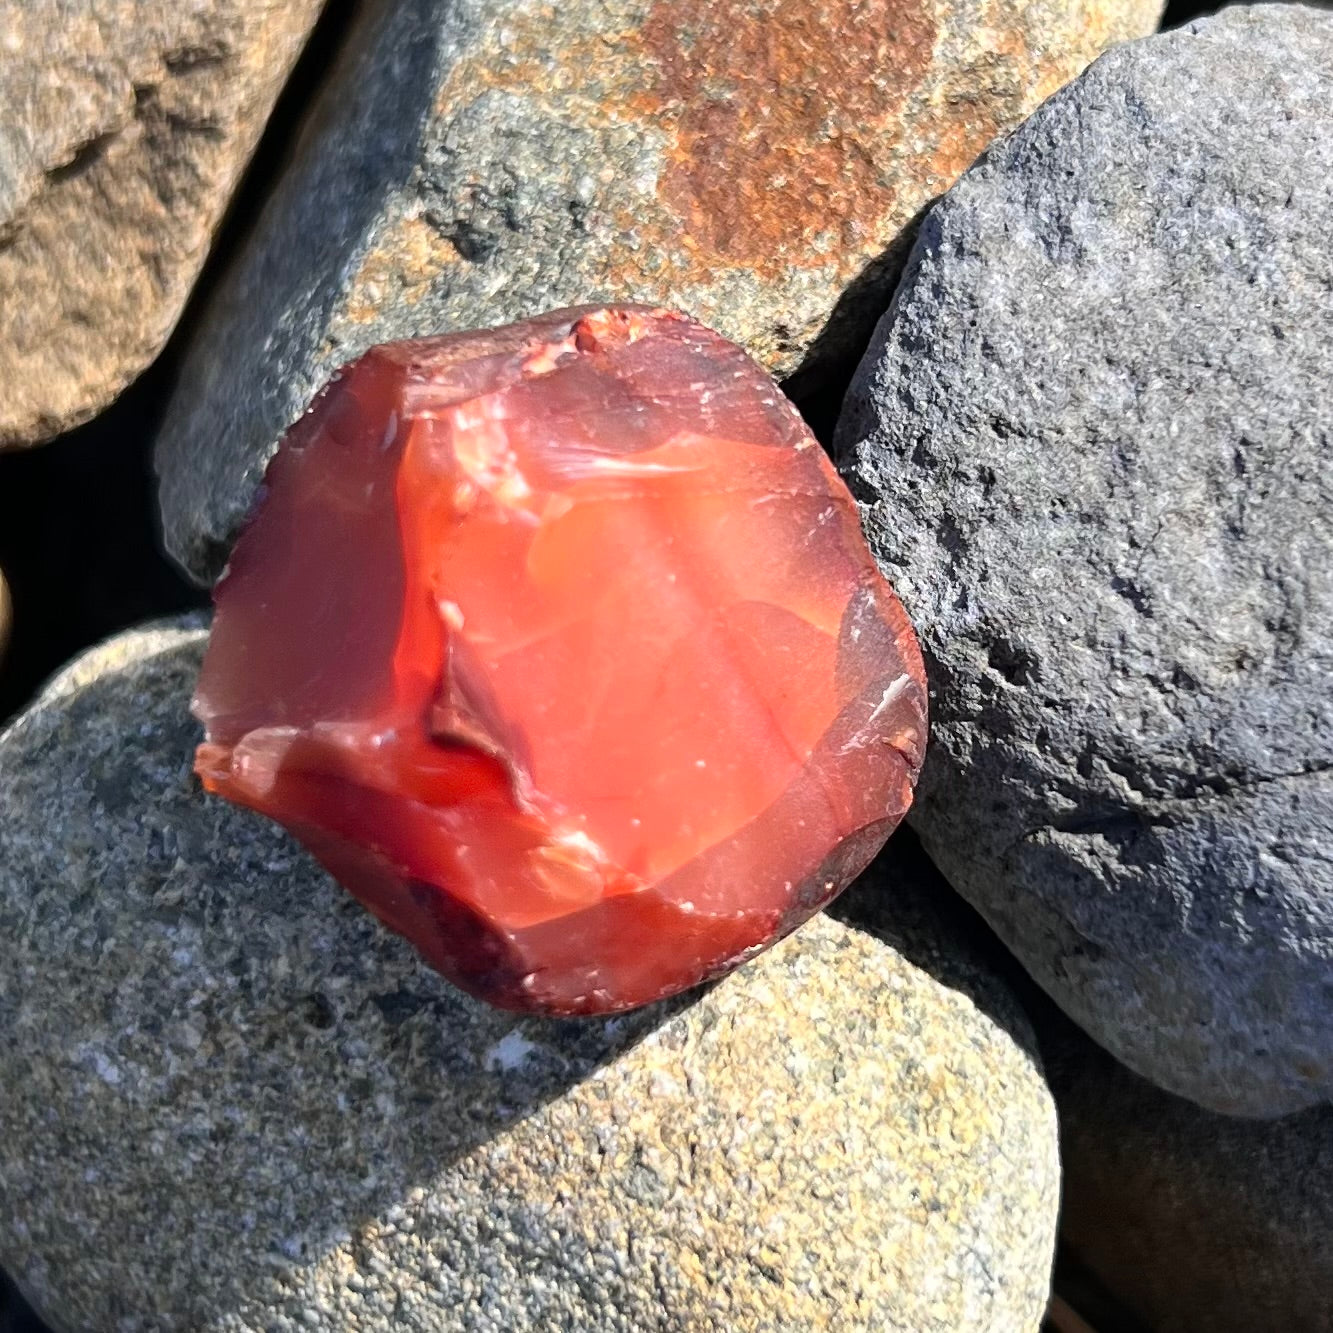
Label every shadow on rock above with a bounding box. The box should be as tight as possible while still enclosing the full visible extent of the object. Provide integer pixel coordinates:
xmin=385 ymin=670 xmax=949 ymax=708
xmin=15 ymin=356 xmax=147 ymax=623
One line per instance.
xmin=831 ymin=824 xmax=1048 ymax=1074
xmin=783 ymin=198 xmax=937 ymax=446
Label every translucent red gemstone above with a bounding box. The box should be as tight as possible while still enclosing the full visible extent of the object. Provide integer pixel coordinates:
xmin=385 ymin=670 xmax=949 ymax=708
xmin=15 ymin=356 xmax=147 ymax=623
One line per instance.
xmin=193 ymin=307 xmax=927 ymax=1014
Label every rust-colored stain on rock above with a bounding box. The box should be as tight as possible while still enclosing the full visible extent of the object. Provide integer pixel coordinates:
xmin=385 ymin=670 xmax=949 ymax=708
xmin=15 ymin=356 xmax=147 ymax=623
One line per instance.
xmin=637 ymin=0 xmax=937 ymax=262
xmin=423 ymin=0 xmax=941 ymax=281
xmin=301 ymin=0 xmax=1162 ymax=385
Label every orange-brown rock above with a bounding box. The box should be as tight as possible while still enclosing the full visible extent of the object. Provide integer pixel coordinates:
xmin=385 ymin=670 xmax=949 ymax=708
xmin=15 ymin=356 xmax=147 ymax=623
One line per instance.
xmin=0 ymin=568 xmax=11 ymax=666
xmin=0 ymin=0 xmax=325 ymax=447
xmin=154 ymin=0 xmax=1164 ymax=582
xmin=193 ymin=307 xmax=927 ymax=1014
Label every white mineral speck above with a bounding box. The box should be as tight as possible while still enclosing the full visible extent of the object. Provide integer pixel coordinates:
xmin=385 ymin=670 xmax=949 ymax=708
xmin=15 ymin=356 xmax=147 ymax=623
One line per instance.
xmin=485 ymin=1029 xmax=539 ymax=1072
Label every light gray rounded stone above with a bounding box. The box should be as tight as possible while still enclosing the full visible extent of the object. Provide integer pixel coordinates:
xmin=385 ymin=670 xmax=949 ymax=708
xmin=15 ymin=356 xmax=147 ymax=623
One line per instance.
xmin=150 ymin=0 xmax=1162 ymax=584
xmin=835 ymin=5 xmax=1333 ymax=1116
xmin=0 ymin=623 xmax=1059 ymax=1331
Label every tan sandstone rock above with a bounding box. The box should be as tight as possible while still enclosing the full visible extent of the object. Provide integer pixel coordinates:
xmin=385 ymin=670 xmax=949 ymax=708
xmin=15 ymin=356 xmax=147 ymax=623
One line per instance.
xmin=0 ymin=0 xmax=325 ymax=447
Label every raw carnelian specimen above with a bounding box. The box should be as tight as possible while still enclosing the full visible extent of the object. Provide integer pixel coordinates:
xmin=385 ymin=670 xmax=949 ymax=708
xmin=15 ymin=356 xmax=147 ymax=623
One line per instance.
xmin=193 ymin=306 xmax=927 ymax=1014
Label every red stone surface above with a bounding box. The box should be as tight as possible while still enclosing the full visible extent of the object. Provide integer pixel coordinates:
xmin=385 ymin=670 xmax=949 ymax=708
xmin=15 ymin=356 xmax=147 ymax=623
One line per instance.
xmin=193 ymin=306 xmax=927 ymax=1014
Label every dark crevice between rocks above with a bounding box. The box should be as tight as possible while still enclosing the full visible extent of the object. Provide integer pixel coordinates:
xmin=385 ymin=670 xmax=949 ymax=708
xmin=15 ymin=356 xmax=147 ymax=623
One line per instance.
xmin=785 ymin=199 xmax=937 ymax=453
xmin=1157 ymin=0 xmax=1224 ymax=25
xmin=1044 ymin=1246 xmax=1158 ymax=1333
xmin=180 ymin=0 xmax=367 ymax=320
xmin=1162 ymin=0 xmax=1333 ymax=25
xmin=0 ymin=1271 xmax=44 ymax=1333
xmin=0 ymin=0 xmax=365 ymax=728
xmin=0 ymin=368 xmax=207 ymax=726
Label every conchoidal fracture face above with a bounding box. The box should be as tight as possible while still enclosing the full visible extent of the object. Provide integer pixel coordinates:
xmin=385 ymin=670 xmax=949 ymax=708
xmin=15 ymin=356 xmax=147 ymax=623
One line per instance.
xmin=193 ymin=306 xmax=927 ymax=1014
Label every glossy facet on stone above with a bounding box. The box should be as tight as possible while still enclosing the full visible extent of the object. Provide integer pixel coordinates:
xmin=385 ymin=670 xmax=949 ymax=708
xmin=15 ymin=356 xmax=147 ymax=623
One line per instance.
xmin=194 ymin=307 xmax=926 ymax=1014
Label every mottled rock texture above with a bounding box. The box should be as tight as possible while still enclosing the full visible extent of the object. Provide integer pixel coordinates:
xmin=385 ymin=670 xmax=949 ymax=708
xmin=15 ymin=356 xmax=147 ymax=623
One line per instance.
xmin=836 ymin=5 xmax=1333 ymax=1117
xmin=0 ymin=622 xmax=1058 ymax=1333
xmin=0 ymin=0 xmax=324 ymax=447
xmin=1043 ymin=1009 xmax=1333 ymax=1333
xmin=154 ymin=0 xmax=1161 ymax=584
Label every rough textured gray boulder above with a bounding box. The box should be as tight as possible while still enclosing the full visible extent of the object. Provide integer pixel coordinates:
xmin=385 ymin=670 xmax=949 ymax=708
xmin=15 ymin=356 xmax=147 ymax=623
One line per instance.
xmin=0 ymin=622 xmax=1059 ymax=1331
xmin=152 ymin=0 xmax=1162 ymax=584
xmin=1042 ymin=1007 xmax=1333 ymax=1332
xmin=0 ymin=0 xmax=324 ymax=447
xmin=835 ymin=5 xmax=1333 ymax=1117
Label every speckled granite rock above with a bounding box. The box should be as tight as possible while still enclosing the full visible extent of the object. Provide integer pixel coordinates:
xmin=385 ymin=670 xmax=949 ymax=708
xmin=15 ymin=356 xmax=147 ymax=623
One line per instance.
xmin=153 ymin=0 xmax=1162 ymax=584
xmin=836 ymin=5 xmax=1333 ymax=1117
xmin=1042 ymin=1009 xmax=1333 ymax=1333
xmin=0 ymin=623 xmax=1059 ymax=1331
xmin=0 ymin=0 xmax=324 ymax=448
